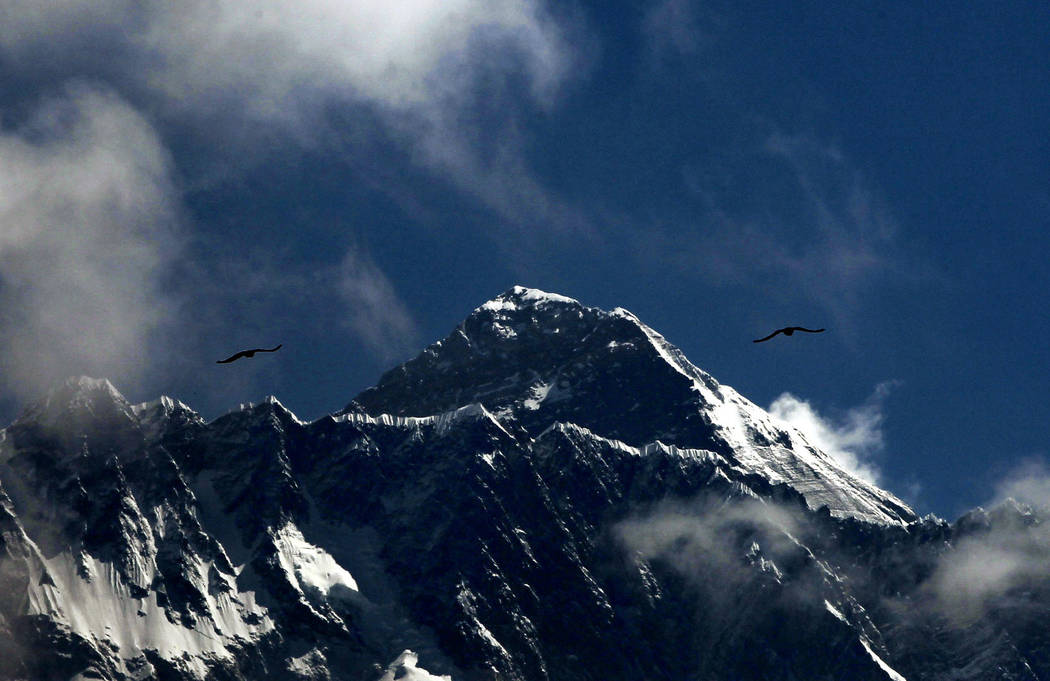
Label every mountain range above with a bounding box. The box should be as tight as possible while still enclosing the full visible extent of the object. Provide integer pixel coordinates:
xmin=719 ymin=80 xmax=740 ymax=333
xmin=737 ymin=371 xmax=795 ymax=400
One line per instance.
xmin=2 ymin=286 xmax=1048 ymax=681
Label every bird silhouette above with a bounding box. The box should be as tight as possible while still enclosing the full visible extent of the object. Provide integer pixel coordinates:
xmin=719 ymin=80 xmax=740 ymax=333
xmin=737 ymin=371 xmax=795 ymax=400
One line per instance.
xmin=216 ymin=344 xmax=283 ymax=363
xmin=753 ymin=327 xmax=825 ymax=343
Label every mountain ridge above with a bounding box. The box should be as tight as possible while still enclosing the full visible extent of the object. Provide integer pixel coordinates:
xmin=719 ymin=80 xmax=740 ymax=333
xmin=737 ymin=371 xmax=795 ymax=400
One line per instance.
xmin=1 ymin=287 xmax=1048 ymax=681
xmin=348 ymin=285 xmax=912 ymax=525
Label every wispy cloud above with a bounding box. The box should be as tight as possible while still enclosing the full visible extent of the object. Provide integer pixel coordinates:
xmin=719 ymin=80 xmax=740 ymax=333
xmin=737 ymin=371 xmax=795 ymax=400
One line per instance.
xmin=336 ymin=248 xmax=420 ymax=363
xmin=763 ymin=133 xmax=897 ymax=283
xmin=670 ymin=131 xmax=927 ymax=328
xmin=0 ymin=84 xmax=183 ymax=403
xmin=768 ymin=382 xmax=899 ymax=485
xmin=0 ymin=1 xmax=584 ymax=415
xmin=0 ymin=1 xmax=573 ymax=115
xmin=0 ymin=1 xmax=586 ymax=236
xmin=990 ymin=457 xmax=1050 ymax=510
xmin=898 ymin=458 xmax=1050 ymax=626
xmin=615 ymin=497 xmax=805 ymax=599
xmin=633 ymin=3 xmax=918 ymax=320
xmin=925 ymin=524 xmax=1050 ymax=626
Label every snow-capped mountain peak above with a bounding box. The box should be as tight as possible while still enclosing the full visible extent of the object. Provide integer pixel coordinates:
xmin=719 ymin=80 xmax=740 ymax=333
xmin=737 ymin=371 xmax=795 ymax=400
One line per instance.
xmin=132 ymin=394 xmax=197 ymax=418
xmin=351 ymin=288 xmax=913 ymax=525
xmin=475 ymin=285 xmax=582 ymax=314
xmin=16 ymin=375 xmax=133 ymax=428
xmin=5 ymin=291 xmax=1048 ymax=681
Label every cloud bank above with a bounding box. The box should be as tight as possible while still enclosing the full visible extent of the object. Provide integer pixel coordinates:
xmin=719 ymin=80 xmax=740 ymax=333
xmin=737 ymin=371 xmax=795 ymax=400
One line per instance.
xmin=0 ymin=85 xmax=182 ymax=403
xmin=0 ymin=0 xmax=582 ymax=235
xmin=0 ymin=0 xmax=572 ymax=115
xmin=2 ymin=0 xmax=580 ymax=404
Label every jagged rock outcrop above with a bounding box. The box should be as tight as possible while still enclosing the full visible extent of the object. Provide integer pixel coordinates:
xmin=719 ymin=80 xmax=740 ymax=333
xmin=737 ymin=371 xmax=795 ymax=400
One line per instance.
xmin=0 ymin=288 xmax=1047 ymax=681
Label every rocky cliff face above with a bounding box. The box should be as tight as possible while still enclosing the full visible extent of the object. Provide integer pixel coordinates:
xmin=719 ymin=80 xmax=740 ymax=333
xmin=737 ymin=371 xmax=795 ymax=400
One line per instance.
xmin=0 ymin=288 xmax=1047 ymax=681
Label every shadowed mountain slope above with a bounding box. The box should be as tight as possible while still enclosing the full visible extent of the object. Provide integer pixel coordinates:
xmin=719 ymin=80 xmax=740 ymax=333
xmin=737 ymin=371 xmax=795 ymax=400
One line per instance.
xmin=1 ymin=289 xmax=1047 ymax=681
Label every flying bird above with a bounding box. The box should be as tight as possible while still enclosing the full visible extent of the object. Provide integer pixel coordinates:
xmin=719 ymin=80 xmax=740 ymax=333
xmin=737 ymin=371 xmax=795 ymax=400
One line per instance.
xmin=216 ymin=344 xmax=283 ymax=363
xmin=753 ymin=327 xmax=825 ymax=343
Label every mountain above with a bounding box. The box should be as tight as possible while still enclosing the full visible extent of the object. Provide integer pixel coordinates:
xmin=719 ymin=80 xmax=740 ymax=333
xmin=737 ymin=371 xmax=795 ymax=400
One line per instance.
xmin=1 ymin=287 xmax=1048 ymax=681
xmin=346 ymin=286 xmax=912 ymax=525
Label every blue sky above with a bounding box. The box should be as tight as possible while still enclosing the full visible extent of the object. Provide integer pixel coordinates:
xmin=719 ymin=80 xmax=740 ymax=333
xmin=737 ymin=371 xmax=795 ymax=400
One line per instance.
xmin=0 ymin=1 xmax=1046 ymax=518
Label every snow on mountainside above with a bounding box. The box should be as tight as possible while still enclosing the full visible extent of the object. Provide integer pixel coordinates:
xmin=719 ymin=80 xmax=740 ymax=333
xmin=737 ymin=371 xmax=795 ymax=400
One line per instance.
xmin=2 ymin=287 xmax=1050 ymax=681
xmin=348 ymin=286 xmax=913 ymax=525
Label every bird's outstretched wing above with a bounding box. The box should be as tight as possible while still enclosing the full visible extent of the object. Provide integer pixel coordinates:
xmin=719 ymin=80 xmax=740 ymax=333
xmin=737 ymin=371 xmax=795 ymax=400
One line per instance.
xmin=216 ymin=350 xmax=250 ymax=363
xmin=216 ymin=344 xmax=282 ymax=363
xmin=753 ymin=329 xmax=784 ymax=343
xmin=753 ymin=327 xmax=825 ymax=342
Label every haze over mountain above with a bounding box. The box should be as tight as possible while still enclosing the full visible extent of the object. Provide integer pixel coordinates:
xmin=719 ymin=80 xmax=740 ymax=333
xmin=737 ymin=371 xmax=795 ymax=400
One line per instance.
xmin=2 ymin=288 xmax=1048 ymax=681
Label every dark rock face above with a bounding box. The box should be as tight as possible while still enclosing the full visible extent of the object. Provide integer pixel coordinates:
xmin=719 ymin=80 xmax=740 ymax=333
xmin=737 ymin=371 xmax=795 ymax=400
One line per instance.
xmin=348 ymin=287 xmax=726 ymax=455
xmin=0 ymin=289 xmax=1048 ymax=681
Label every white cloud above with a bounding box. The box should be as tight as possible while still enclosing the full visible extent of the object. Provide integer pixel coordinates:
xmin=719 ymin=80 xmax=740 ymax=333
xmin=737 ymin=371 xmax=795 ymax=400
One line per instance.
xmin=0 ymin=1 xmax=583 ymax=234
xmin=0 ymin=84 xmax=182 ymax=402
xmin=156 ymin=0 xmax=570 ymax=113
xmin=336 ymin=249 xmax=420 ymax=363
xmin=902 ymin=458 xmax=1050 ymax=625
xmin=615 ymin=497 xmax=803 ymax=586
xmin=922 ymin=509 xmax=1050 ymax=626
xmin=0 ymin=0 xmax=574 ymax=409
xmin=768 ymin=382 xmax=898 ymax=485
xmin=924 ymin=529 xmax=1045 ymax=625
xmin=990 ymin=458 xmax=1050 ymax=510
xmin=0 ymin=0 xmax=572 ymax=113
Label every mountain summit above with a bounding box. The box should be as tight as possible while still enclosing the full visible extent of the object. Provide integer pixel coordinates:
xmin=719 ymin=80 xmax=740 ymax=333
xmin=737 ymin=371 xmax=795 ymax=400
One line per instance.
xmin=2 ymin=288 xmax=1049 ymax=681
xmin=348 ymin=286 xmax=912 ymax=525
